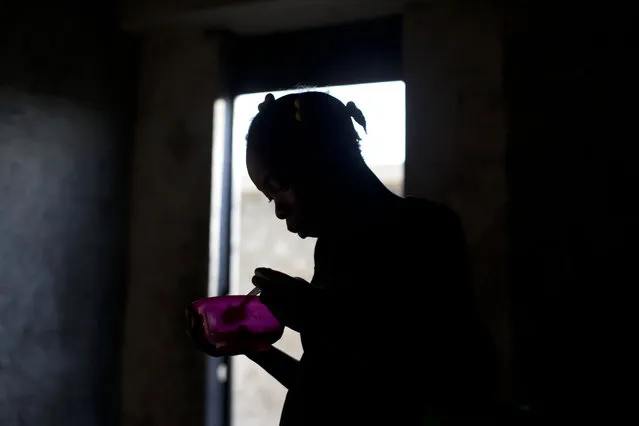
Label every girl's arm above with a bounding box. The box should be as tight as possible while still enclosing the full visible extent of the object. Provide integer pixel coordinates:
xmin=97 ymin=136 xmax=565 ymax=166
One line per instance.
xmin=246 ymin=346 xmax=300 ymax=389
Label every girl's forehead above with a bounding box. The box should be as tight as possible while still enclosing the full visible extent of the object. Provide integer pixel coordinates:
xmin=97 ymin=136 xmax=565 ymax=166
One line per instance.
xmin=246 ymin=147 xmax=277 ymax=188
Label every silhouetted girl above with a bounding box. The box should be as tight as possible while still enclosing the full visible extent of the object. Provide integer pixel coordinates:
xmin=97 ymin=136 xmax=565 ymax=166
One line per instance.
xmin=194 ymin=92 xmax=496 ymax=425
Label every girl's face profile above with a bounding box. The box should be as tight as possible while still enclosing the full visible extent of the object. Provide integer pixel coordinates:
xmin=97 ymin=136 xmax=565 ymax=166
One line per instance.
xmin=246 ymin=147 xmax=322 ymax=239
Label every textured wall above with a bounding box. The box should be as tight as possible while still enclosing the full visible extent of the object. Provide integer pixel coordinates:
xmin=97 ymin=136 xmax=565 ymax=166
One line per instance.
xmin=120 ymin=30 xmax=222 ymax=426
xmin=0 ymin=3 xmax=135 ymax=425
xmin=403 ymin=1 xmax=510 ymax=400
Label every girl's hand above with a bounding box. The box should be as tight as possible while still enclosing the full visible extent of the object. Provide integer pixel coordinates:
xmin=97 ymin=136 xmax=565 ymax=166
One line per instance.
xmin=185 ymin=305 xmax=224 ymax=357
xmin=186 ymin=312 xmax=271 ymax=358
xmin=252 ymin=267 xmax=315 ymax=332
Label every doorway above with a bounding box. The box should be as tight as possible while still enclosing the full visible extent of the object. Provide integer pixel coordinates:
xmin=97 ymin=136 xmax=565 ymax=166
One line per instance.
xmin=228 ymin=81 xmax=405 ymax=426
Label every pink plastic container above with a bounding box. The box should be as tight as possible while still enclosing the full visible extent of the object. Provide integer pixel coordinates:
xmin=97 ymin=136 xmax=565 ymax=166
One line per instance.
xmin=186 ymin=295 xmax=284 ymax=356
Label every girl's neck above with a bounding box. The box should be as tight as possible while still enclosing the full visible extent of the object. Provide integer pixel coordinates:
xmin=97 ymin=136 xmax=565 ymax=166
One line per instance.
xmin=324 ymin=164 xmax=402 ymax=236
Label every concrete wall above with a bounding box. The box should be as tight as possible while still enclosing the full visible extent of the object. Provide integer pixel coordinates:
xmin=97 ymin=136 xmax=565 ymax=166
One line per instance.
xmin=403 ymin=1 xmax=510 ymax=399
xmin=120 ymin=30 xmax=223 ymax=426
xmin=0 ymin=2 xmax=136 ymax=425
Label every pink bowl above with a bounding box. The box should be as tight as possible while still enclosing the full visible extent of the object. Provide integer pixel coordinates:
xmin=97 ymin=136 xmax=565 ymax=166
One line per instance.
xmin=186 ymin=295 xmax=284 ymax=356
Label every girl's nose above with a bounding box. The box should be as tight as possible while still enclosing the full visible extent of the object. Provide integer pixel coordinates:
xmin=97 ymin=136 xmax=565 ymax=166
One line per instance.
xmin=274 ymin=202 xmax=289 ymax=220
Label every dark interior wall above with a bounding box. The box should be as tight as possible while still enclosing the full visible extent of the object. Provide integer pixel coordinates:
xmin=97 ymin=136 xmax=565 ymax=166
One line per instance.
xmin=504 ymin=2 xmax=633 ymax=416
xmin=120 ymin=29 xmax=221 ymax=426
xmin=0 ymin=2 xmax=136 ymax=425
xmin=402 ymin=1 xmax=511 ymax=401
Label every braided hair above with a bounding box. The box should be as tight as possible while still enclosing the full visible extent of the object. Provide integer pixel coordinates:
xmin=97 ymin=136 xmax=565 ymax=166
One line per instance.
xmin=246 ymin=91 xmax=368 ymax=186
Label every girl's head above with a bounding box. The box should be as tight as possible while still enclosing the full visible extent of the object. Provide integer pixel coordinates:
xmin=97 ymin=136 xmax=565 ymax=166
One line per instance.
xmin=246 ymin=91 xmax=369 ymax=238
